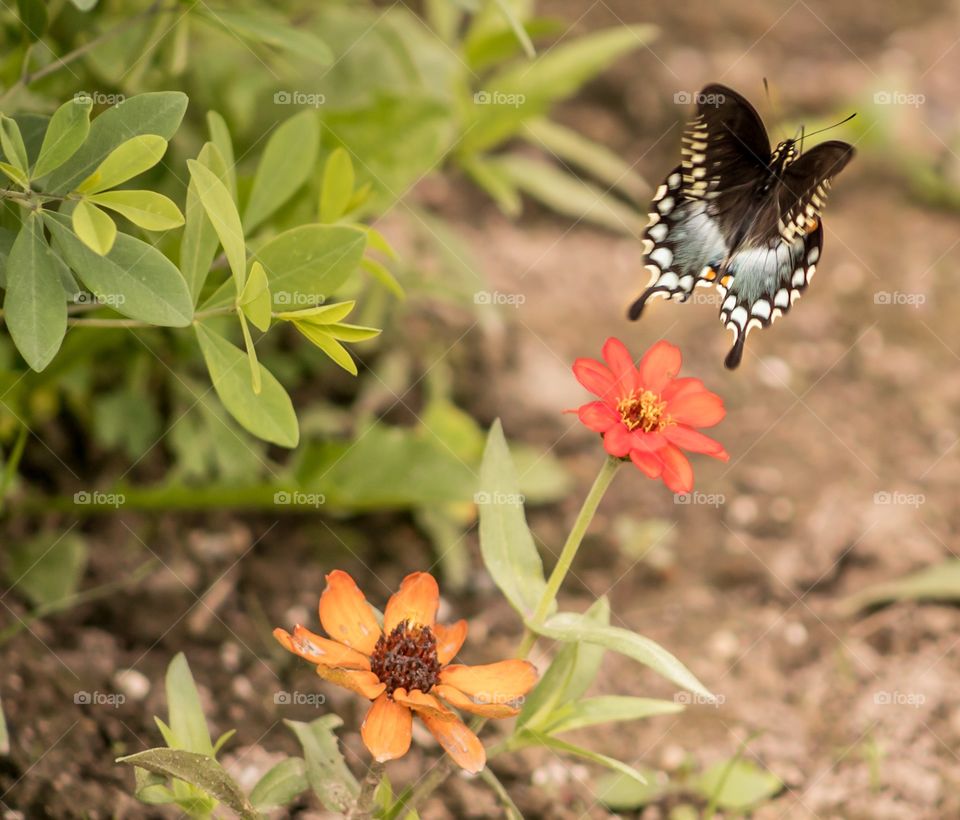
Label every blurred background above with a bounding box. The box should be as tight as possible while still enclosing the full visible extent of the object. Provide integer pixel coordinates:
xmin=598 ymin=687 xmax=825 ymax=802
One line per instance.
xmin=2 ymin=0 xmax=960 ymax=816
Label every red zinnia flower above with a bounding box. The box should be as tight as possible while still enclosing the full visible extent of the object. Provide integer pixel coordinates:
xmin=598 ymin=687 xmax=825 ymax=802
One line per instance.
xmin=274 ymin=571 xmax=537 ymax=773
xmin=570 ymin=337 xmax=728 ymax=493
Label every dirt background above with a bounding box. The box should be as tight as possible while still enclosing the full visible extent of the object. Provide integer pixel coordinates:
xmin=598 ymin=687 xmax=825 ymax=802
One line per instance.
xmin=4 ymin=0 xmax=960 ymax=817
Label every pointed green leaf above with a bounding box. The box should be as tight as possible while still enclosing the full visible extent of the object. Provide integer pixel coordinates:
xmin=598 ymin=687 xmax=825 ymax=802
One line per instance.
xmin=197 ymin=8 xmax=333 ymax=64
xmin=362 ymin=226 xmax=398 ymax=260
xmin=5 ymin=530 xmax=87 ymax=606
xmin=32 ymin=97 xmax=93 ymax=179
xmin=249 ymin=757 xmax=307 ymax=810
xmin=237 ymin=310 xmax=262 ymax=395
xmin=319 ymin=147 xmax=354 ymax=223
xmin=44 ymin=212 xmax=193 ymax=326
xmin=293 ymin=323 xmax=357 ymax=375
xmin=4 ymin=214 xmax=67 ymax=370
xmin=206 ymin=111 xmax=236 ymax=198
xmin=0 ymin=116 xmax=29 ymax=174
xmin=244 ymin=111 xmax=319 ymax=232
xmin=285 ymin=717 xmax=358 ymax=813
xmin=187 ymin=159 xmax=246 ymax=291
xmin=512 ymin=731 xmax=648 ymax=785
xmin=165 ymin=653 xmax=214 ymax=755
xmin=76 ymin=134 xmax=168 ymax=194
xmin=72 ymin=199 xmax=117 ymax=254
xmin=842 ymin=559 xmax=960 ymax=612
xmin=16 ymin=0 xmax=48 ymax=42
xmin=212 ymin=729 xmax=236 ymax=756
xmin=594 ymin=770 xmax=667 ymax=811
xmin=0 ymin=162 xmax=28 ymax=188
xmin=533 ymin=612 xmax=713 ymax=699
xmin=239 ymin=261 xmax=271 ymax=332
xmin=88 ymin=190 xmax=184 ymax=231
xmin=478 ymin=419 xmax=549 ymax=618
xmin=361 ymin=257 xmax=405 ymax=299
xmin=195 ymin=323 xmax=299 ymax=446
xmin=323 ymin=322 xmax=381 ymax=343
xmin=274 ymin=299 xmax=355 ymax=324
xmin=45 ymin=92 xmax=187 ymax=194
xmin=696 ymin=759 xmax=783 ymax=811
xmin=180 ymin=142 xmax=228 ymax=303
xmin=541 ymin=696 xmax=683 ymax=735
xmin=116 ymin=749 xmax=257 ymax=819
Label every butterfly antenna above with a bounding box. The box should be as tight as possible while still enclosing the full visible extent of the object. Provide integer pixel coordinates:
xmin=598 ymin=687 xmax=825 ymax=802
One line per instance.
xmin=801 ymin=112 xmax=857 ymax=140
xmin=761 ymin=77 xmax=788 ymax=142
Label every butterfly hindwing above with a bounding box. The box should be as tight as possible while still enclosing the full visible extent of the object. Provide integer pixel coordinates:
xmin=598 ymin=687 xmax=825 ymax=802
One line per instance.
xmin=777 ymin=140 xmax=854 ymax=241
xmin=628 ymin=167 xmax=729 ymax=319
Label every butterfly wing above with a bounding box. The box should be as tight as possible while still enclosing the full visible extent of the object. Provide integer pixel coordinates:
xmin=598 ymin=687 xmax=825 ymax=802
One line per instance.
xmin=629 ymin=85 xmax=771 ymax=319
xmin=718 ymin=142 xmax=853 ymax=369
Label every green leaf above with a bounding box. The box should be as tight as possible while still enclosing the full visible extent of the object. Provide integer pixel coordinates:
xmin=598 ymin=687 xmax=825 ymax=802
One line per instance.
xmin=842 ymin=559 xmax=960 ymax=612
xmin=0 ymin=116 xmax=29 ymax=174
xmin=319 ymin=147 xmax=354 ymax=223
xmin=361 ymin=257 xmax=405 ymax=299
xmin=69 ymin=0 xmax=98 ymax=10
xmin=523 ymin=117 xmax=647 ymax=201
xmin=206 ymin=111 xmax=236 ymax=198
xmin=32 ymin=97 xmax=92 ymax=179
xmin=45 ymin=212 xmax=193 ymax=326
xmin=194 ymin=323 xmax=299 ymax=447
xmin=489 ymin=154 xmax=645 ymax=234
xmin=477 ymin=419 xmax=549 ymax=618
xmin=532 ymin=612 xmax=713 ymax=699
xmin=88 ymin=190 xmax=184 ymax=231
xmin=323 ymin=322 xmax=381 ymax=342
xmin=133 ymin=767 xmax=176 ymax=805
xmin=285 ymin=717 xmax=358 ymax=813
xmin=237 ymin=310 xmax=261 ymax=395
xmin=540 ymin=696 xmax=682 ymax=735
xmin=362 ymin=226 xmax=398 ymax=260
xmin=0 ymin=162 xmax=28 ymax=188
xmin=239 ymin=261 xmax=271 ymax=332
xmin=249 ymin=757 xmax=308 ymax=810
xmin=274 ymin=299 xmax=355 ymax=324
xmin=696 ymin=759 xmax=783 ymax=811
xmin=293 ymin=322 xmax=358 ymax=375
xmin=16 ymin=0 xmax=48 ymax=42
xmin=4 ymin=214 xmax=68 ymax=371
xmin=5 ymin=531 xmax=87 ymax=607
xmin=180 ymin=142 xmax=228 ymax=304
xmin=75 ymin=134 xmax=168 ymax=194
xmin=594 ymin=770 xmax=667 ymax=811
xmin=45 ymin=91 xmax=188 ymax=195
xmin=461 ymin=154 xmax=522 ymax=216
xmin=116 ymin=749 xmax=257 ymax=819
xmin=512 ymin=731 xmax=648 ymax=785
xmin=243 ymin=111 xmax=319 ymax=233
xmin=165 ymin=653 xmax=214 ymax=756
xmin=492 ymin=0 xmax=535 ymax=58
xmin=72 ymin=199 xmax=117 ymax=255
xmin=0 ymin=694 xmax=9 ymax=755
xmin=187 ymin=159 xmax=247 ymax=292
xmin=197 ymin=7 xmax=333 ymax=64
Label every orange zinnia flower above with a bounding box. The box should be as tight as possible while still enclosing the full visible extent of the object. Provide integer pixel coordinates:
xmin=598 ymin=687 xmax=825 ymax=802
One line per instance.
xmin=274 ymin=570 xmax=538 ymax=773
xmin=571 ymin=337 xmax=728 ymax=493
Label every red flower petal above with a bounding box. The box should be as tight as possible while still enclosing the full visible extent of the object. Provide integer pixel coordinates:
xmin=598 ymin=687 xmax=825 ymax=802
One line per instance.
xmin=662 ymin=425 xmax=729 ymax=460
xmin=602 ymin=424 xmax=633 ymax=457
xmin=572 ymin=357 xmax=617 ymax=401
xmin=577 ymin=402 xmax=619 ymax=433
xmin=668 ymin=389 xmax=725 ymax=428
xmin=661 ymin=377 xmax=706 ymax=402
xmin=602 ymin=337 xmax=640 ymax=395
xmin=629 ymin=449 xmax=663 ymax=478
xmin=659 ymin=444 xmax=694 ymax=493
xmin=638 ymin=340 xmax=682 ymax=393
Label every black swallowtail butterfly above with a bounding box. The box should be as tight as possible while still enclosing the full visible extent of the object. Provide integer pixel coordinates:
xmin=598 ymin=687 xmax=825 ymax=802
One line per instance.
xmin=628 ymin=83 xmax=854 ymax=369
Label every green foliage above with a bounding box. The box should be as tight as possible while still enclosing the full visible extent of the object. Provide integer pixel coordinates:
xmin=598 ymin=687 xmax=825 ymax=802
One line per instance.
xmin=285 ymin=717 xmax=359 ymax=813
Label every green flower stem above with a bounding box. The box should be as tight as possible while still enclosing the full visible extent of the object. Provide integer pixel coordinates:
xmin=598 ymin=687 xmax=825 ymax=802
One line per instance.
xmin=516 ymin=454 xmax=621 ymax=658
xmin=400 ymin=456 xmax=623 ymax=817
xmin=351 ymin=761 xmax=384 ymax=819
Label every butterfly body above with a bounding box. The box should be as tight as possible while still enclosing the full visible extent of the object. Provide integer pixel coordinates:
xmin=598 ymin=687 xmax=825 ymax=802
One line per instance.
xmin=629 ymin=84 xmax=854 ymax=369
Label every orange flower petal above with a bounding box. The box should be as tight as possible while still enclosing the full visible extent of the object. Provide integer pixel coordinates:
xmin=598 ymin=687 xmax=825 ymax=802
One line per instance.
xmin=638 ymin=340 xmax=682 ymax=393
xmin=572 ymin=357 xmax=617 ymax=402
xmin=667 ymin=389 xmax=725 ymax=428
xmin=602 ymin=337 xmax=641 ymax=396
xmin=319 ymin=570 xmax=381 ymax=655
xmin=361 ymin=693 xmax=412 ymax=762
xmin=439 ymin=659 xmax=538 ymax=702
xmin=433 ymin=683 xmax=521 ymax=718
xmin=629 ymin=449 xmax=663 ymax=478
xmin=577 ymin=402 xmax=619 ymax=433
xmin=434 ymin=619 xmax=468 ymax=665
xmin=393 ymin=688 xmax=486 ymax=773
xmin=273 ymin=626 xmax=370 ymax=670
xmin=602 ymin=424 xmax=633 ymax=457
xmin=659 ymin=443 xmax=694 ymax=494
xmin=383 ymin=572 xmax=439 ymax=632
xmin=315 ymin=665 xmax=385 ymax=700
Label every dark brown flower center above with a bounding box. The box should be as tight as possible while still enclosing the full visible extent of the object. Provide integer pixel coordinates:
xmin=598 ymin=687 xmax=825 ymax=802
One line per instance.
xmin=617 ymin=389 xmax=671 ymax=432
xmin=370 ymin=621 xmax=441 ymax=696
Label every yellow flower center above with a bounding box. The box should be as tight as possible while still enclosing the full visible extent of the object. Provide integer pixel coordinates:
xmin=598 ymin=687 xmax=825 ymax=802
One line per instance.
xmin=370 ymin=621 xmax=441 ymax=696
xmin=617 ymin=390 xmax=671 ymax=433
